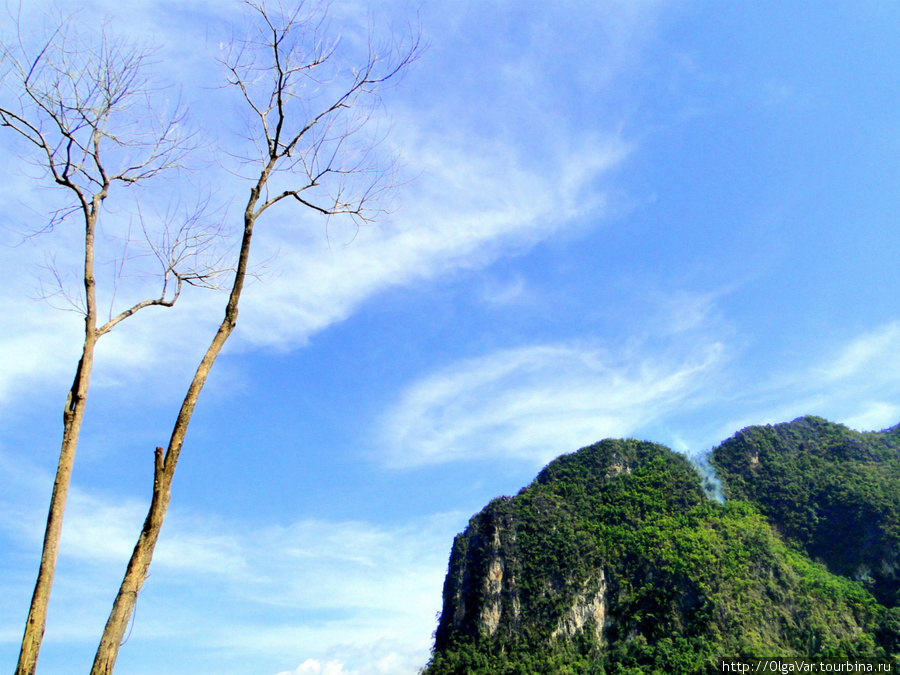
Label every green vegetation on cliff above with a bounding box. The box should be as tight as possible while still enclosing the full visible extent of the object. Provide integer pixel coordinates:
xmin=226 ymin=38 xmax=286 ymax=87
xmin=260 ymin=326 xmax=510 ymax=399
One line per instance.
xmin=712 ymin=416 xmax=900 ymax=606
xmin=423 ymin=424 xmax=900 ymax=675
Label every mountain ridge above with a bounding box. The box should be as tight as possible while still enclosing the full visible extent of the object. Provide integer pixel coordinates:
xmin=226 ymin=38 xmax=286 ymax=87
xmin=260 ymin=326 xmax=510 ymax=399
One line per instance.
xmin=421 ymin=416 xmax=900 ymax=674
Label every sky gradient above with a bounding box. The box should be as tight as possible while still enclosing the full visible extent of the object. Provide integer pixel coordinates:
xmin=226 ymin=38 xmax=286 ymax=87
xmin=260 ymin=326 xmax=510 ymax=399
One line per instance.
xmin=3 ymin=1 xmax=900 ymax=673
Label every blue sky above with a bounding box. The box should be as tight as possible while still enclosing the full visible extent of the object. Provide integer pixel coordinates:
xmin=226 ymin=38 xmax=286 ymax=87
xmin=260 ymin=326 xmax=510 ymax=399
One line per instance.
xmin=2 ymin=1 xmax=900 ymax=673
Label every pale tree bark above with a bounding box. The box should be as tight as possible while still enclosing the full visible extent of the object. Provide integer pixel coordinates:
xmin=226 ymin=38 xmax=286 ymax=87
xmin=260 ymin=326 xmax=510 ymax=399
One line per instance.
xmin=0 ymin=17 xmax=217 ymax=675
xmin=90 ymin=2 xmax=420 ymax=673
xmin=16 ymin=191 xmax=101 ymax=675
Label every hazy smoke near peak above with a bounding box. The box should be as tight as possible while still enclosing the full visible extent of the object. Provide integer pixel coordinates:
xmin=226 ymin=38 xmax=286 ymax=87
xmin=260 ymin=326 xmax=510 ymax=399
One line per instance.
xmin=690 ymin=450 xmax=725 ymax=504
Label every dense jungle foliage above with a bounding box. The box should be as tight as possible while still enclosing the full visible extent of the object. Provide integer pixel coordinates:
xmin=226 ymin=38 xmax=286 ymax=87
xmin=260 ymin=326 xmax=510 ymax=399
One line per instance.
xmin=422 ymin=421 xmax=900 ymax=675
xmin=712 ymin=416 xmax=900 ymax=606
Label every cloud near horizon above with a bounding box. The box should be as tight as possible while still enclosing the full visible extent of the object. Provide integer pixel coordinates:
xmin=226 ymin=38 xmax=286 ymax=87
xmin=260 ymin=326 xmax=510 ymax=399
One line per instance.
xmin=0 ymin=454 xmax=459 ymax=671
xmin=790 ymin=321 xmax=900 ymax=432
xmin=684 ymin=320 xmax=900 ymax=449
xmin=282 ymin=660 xmax=353 ymax=675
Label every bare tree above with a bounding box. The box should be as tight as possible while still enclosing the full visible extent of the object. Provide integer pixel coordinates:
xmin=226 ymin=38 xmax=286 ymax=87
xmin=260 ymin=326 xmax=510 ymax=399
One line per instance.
xmin=0 ymin=13 xmax=218 ymax=675
xmin=89 ymin=2 xmax=420 ymax=673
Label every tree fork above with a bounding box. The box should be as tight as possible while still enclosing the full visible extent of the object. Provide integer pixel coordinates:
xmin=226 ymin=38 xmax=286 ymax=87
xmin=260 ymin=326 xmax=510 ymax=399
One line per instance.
xmin=3 ymin=16 xmax=204 ymax=673
xmin=87 ymin=1 xmax=420 ymax=670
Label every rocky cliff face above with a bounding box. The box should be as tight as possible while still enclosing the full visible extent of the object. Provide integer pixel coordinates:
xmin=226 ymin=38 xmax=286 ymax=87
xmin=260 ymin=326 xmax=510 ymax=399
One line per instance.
xmin=436 ymin=505 xmax=612 ymax=647
xmin=435 ymin=497 xmax=522 ymax=647
xmin=423 ymin=427 xmax=900 ymax=675
xmin=432 ymin=440 xmax=649 ymax=656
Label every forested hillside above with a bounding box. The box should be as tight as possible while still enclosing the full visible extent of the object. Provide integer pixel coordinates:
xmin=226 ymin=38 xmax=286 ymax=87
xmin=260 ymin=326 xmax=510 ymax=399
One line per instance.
xmin=712 ymin=416 xmax=900 ymax=606
xmin=422 ymin=419 xmax=900 ymax=674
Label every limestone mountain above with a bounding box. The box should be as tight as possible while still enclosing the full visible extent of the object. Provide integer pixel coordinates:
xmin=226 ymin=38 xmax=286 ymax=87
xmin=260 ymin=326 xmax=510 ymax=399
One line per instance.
xmin=422 ymin=418 xmax=900 ymax=674
xmin=712 ymin=416 xmax=900 ymax=606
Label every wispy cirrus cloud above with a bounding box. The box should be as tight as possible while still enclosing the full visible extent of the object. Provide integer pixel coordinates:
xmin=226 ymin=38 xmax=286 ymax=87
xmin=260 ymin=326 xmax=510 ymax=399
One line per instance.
xmin=378 ymin=309 xmax=900 ymax=469
xmin=235 ymin=130 xmax=629 ymax=350
xmin=765 ymin=321 xmax=900 ymax=432
xmin=0 ymin=0 xmax=640 ymax=404
xmin=380 ymin=335 xmax=726 ymax=468
xmin=0 ymin=124 xmax=629 ymax=405
xmin=817 ymin=321 xmax=900 ymax=384
xmin=801 ymin=321 xmax=900 ymax=431
xmin=682 ymin=320 xmax=900 ymax=449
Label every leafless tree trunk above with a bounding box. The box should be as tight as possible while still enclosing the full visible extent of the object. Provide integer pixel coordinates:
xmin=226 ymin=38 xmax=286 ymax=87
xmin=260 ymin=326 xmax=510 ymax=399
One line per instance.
xmin=0 ymin=16 xmax=216 ymax=675
xmin=90 ymin=2 xmax=420 ymax=673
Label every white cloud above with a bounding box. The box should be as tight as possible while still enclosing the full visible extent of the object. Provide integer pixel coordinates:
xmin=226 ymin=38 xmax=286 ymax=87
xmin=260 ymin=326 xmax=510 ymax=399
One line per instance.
xmin=169 ymin=513 xmax=455 ymax=672
xmin=480 ymin=273 xmax=529 ymax=306
xmin=705 ymin=321 xmax=900 ymax=444
xmin=281 ymin=659 xmax=355 ymax=675
xmin=818 ymin=321 xmax=900 ymax=383
xmin=381 ymin=337 xmax=726 ymax=467
xmin=0 ymin=455 xmax=458 ymax=673
xmin=376 ymin=312 xmax=900 ymax=468
xmin=0 ymin=302 xmax=80 ymax=403
xmin=0 ymin=0 xmax=636 ymax=406
xmin=234 ymin=131 xmax=628 ymax=350
xmin=276 ymin=645 xmax=429 ymax=675
xmin=0 ymin=460 xmax=248 ymax=578
xmin=803 ymin=321 xmax=900 ymax=430
xmin=842 ymin=402 xmax=900 ymax=433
